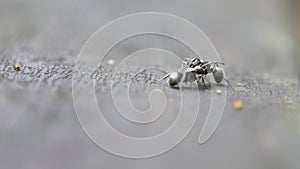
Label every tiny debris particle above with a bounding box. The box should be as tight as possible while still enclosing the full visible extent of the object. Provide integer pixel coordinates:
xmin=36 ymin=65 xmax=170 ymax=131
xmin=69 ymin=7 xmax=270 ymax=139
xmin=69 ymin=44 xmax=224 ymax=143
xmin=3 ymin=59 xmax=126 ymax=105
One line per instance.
xmin=216 ymin=89 xmax=222 ymax=95
xmin=233 ymin=100 xmax=243 ymax=110
xmin=14 ymin=64 xmax=20 ymax=71
xmin=107 ymin=59 xmax=115 ymax=65
xmin=236 ymin=82 xmax=247 ymax=87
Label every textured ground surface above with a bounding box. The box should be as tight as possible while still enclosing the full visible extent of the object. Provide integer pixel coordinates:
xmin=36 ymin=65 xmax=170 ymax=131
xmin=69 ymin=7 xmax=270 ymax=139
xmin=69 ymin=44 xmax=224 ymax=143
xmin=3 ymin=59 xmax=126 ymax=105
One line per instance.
xmin=0 ymin=0 xmax=300 ymax=169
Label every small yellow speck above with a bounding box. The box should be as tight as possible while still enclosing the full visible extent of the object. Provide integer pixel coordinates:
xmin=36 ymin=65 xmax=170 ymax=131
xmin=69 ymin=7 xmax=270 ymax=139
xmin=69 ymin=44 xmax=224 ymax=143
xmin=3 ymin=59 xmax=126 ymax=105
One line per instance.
xmin=216 ymin=89 xmax=222 ymax=95
xmin=233 ymin=100 xmax=243 ymax=110
xmin=107 ymin=59 xmax=115 ymax=65
xmin=14 ymin=64 xmax=20 ymax=71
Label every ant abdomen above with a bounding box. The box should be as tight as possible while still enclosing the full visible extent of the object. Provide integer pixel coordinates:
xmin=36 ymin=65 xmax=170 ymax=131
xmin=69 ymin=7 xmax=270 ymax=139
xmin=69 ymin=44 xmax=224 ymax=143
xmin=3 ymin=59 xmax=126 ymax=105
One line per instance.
xmin=212 ymin=67 xmax=224 ymax=83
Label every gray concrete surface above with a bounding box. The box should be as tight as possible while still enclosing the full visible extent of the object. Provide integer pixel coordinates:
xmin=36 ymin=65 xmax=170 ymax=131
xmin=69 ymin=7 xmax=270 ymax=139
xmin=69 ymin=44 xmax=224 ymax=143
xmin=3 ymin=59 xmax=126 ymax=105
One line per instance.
xmin=0 ymin=0 xmax=300 ymax=169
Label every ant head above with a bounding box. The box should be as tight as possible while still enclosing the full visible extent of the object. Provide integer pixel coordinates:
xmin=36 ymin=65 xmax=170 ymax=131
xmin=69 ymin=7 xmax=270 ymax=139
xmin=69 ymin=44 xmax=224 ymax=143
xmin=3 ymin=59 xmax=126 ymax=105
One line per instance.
xmin=190 ymin=58 xmax=201 ymax=67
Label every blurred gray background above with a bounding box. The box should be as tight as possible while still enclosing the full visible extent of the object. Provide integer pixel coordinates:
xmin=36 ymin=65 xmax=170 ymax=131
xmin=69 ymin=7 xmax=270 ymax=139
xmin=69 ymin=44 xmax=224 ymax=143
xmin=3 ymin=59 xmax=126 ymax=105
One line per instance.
xmin=0 ymin=0 xmax=299 ymax=169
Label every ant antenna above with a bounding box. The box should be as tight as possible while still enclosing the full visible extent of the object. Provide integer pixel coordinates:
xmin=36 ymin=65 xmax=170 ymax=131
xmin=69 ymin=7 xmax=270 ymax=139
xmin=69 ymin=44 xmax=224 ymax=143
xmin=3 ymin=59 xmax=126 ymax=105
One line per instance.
xmin=200 ymin=62 xmax=225 ymax=69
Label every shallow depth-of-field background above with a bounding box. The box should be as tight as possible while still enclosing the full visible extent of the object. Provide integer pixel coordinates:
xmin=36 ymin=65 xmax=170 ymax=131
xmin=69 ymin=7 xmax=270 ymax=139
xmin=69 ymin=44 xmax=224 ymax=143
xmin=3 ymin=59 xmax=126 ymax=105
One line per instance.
xmin=0 ymin=0 xmax=299 ymax=169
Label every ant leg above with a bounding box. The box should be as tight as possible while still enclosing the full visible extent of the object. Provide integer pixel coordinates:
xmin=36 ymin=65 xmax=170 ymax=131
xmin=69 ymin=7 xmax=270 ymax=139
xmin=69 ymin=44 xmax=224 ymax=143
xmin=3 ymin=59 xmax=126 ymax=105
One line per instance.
xmin=225 ymin=79 xmax=232 ymax=87
xmin=196 ymin=75 xmax=205 ymax=89
xmin=201 ymin=76 xmax=207 ymax=88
